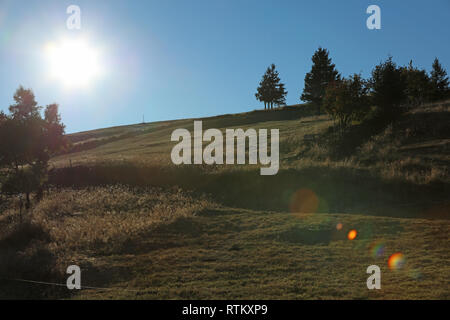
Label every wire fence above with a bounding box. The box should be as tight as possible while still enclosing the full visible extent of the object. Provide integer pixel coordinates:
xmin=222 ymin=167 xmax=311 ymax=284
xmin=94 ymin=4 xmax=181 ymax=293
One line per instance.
xmin=1 ymin=277 xmax=142 ymax=292
xmin=1 ymin=198 xmax=448 ymax=295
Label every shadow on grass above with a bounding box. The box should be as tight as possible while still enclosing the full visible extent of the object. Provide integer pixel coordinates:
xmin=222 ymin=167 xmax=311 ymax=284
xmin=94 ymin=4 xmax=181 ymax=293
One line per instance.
xmin=324 ymin=109 xmax=450 ymax=161
xmin=198 ymin=104 xmax=317 ymax=130
xmin=0 ymin=222 xmax=69 ymax=299
xmin=97 ymin=217 xmax=205 ymax=256
xmin=49 ymin=164 xmax=449 ymax=220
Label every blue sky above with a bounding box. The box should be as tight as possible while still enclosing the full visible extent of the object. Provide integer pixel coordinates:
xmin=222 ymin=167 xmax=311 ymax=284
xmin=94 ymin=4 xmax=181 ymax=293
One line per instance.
xmin=0 ymin=0 xmax=449 ymax=133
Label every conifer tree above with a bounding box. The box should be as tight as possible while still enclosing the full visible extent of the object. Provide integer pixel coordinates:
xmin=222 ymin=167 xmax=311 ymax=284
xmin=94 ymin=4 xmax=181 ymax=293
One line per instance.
xmin=301 ymin=47 xmax=340 ymax=114
xmin=401 ymin=60 xmax=431 ymax=106
xmin=370 ymin=56 xmax=407 ymax=120
xmin=256 ymin=64 xmax=288 ymax=109
xmin=430 ymin=58 xmax=449 ymax=101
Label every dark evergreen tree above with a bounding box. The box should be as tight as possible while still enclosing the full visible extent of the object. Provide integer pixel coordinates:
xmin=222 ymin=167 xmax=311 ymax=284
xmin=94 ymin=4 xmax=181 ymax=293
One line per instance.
xmin=274 ymin=83 xmax=287 ymax=107
xmin=401 ymin=60 xmax=431 ymax=107
xmin=256 ymin=64 xmax=288 ymax=109
xmin=255 ymin=68 xmax=271 ymax=110
xmin=369 ymin=56 xmax=407 ymax=120
xmin=430 ymin=58 xmax=449 ymax=101
xmin=301 ymin=47 xmax=340 ymax=114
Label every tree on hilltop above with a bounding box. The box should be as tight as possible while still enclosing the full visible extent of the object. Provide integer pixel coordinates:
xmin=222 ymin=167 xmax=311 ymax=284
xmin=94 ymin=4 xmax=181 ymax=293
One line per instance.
xmin=256 ymin=64 xmax=287 ymax=110
xmin=0 ymin=86 xmax=67 ymax=212
xmin=401 ymin=60 xmax=431 ymax=107
xmin=430 ymin=58 xmax=449 ymax=101
xmin=301 ymin=47 xmax=340 ymax=114
xmin=369 ymin=56 xmax=407 ymax=120
xmin=323 ymin=74 xmax=369 ymax=132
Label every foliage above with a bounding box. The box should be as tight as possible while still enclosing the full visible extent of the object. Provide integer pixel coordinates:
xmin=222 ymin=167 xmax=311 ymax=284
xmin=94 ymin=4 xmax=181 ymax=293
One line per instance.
xmin=301 ymin=47 xmax=340 ymax=113
xmin=401 ymin=60 xmax=431 ymax=107
xmin=255 ymin=64 xmax=288 ymax=109
xmin=323 ymin=74 xmax=369 ymax=131
xmin=369 ymin=56 xmax=408 ymax=120
xmin=430 ymin=57 xmax=449 ymax=101
xmin=0 ymin=86 xmax=66 ymax=209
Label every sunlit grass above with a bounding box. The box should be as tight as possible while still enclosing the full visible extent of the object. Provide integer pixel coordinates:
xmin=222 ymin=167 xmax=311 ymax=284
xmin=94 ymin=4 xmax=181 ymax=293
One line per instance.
xmin=1 ymin=102 xmax=448 ymax=299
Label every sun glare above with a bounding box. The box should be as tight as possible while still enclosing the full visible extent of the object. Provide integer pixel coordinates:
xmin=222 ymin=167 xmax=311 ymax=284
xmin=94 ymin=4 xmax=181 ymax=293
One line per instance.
xmin=45 ymin=38 xmax=102 ymax=88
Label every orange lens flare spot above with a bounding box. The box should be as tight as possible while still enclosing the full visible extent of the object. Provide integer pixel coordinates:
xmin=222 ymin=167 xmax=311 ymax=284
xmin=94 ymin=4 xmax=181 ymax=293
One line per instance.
xmin=336 ymin=223 xmax=343 ymax=230
xmin=388 ymin=253 xmax=405 ymax=271
xmin=289 ymin=189 xmax=319 ymax=213
xmin=347 ymin=229 xmax=357 ymax=240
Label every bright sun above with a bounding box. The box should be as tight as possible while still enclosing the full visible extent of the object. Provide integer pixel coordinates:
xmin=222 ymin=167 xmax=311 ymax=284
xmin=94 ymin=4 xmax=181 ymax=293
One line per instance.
xmin=45 ymin=38 xmax=102 ymax=88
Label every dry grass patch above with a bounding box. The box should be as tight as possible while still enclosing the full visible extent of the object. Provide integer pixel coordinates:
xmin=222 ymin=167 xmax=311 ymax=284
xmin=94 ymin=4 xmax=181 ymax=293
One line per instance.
xmin=0 ymin=186 xmax=215 ymax=298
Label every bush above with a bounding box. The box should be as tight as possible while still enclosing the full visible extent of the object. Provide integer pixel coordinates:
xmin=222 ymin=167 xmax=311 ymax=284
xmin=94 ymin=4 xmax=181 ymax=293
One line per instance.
xmin=323 ymin=74 xmax=369 ymax=132
xmin=0 ymin=87 xmax=66 ymax=209
xmin=369 ymin=56 xmax=407 ymax=120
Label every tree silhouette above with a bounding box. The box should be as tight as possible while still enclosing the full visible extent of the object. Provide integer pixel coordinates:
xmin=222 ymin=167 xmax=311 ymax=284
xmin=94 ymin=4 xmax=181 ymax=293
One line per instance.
xmin=255 ymin=68 xmax=271 ymax=110
xmin=256 ymin=64 xmax=288 ymax=110
xmin=323 ymin=74 xmax=369 ymax=131
xmin=430 ymin=58 xmax=449 ymax=101
xmin=274 ymin=82 xmax=287 ymax=107
xmin=8 ymin=86 xmax=41 ymax=120
xmin=301 ymin=47 xmax=340 ymax=114
xmin=0 ymin=86 xmax=66 ymax=211
xmin=401 ymin=60 xmax=431 ymax=107
xmin=369 ymin=56 xmax=407 ymax=120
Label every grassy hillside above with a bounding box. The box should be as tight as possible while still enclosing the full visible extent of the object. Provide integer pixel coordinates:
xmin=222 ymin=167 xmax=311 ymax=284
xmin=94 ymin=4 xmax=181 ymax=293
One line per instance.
xmin=53 ymin=101 xmax=449 ymax=184
xmin=50 ymin=101 xmax=449 ymax=217
xmin=1 ymin=101 xmax=449 ymax=299
xmin=52 ymin=104 xmax=321 ymax=168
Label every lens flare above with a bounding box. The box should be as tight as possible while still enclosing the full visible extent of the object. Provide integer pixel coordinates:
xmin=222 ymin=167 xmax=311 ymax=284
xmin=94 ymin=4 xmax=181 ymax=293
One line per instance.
xmin=45 ymin=37 xmax=102 ymax=88
xmin=289 ymin=189 xmax=319 ymax=213
xmin=409 ymin=268 xmax=422 ymax=280
xmin=388 ymin=253 xmax=405 ymax=271
xmin=347 ymin=229 xmax=357 ymax=240
xmin=369 ymin=241 xmax=386 ymax=258
xmin=336 ymin=223 xmax=343 ymax=230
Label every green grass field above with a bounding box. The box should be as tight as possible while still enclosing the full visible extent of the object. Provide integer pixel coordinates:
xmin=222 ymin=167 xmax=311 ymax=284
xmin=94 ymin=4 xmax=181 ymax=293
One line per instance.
xmin=1 ymin=101 xmax=449 ymax=299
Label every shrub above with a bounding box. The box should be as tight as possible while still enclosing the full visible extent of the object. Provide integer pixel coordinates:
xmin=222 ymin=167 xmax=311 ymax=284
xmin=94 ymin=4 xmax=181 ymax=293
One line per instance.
xmin=323 ymin=74 xmax=369 ymax=132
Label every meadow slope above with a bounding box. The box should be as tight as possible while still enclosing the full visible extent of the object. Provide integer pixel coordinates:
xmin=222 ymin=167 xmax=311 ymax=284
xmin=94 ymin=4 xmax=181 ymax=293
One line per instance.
xmin=1 ymin=101 xmax=449 ymax=299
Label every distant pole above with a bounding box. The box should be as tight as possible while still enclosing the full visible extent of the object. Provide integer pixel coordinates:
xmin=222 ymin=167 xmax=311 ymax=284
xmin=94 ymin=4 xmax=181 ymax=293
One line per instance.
xmin=142 ymin=114 xmax=145 ymax=124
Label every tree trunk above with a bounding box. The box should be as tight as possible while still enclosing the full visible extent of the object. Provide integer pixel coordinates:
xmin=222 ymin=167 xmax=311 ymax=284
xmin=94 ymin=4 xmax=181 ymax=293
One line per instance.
xmin=19 ymin=196 xmax=23 ymax=223
xmin=25 ymin=192 xmax=30 ymax=210
xmin=36 ymin=187 xmax=44 ymax=202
